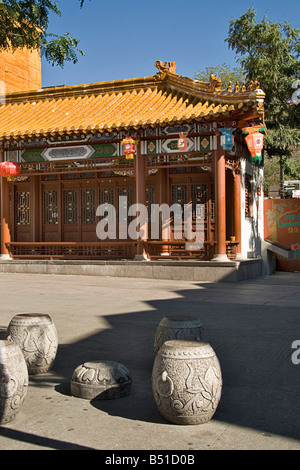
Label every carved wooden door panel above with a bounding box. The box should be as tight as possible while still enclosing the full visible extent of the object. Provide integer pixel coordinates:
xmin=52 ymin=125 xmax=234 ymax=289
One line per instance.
xmin=191 ymin=183 xmax=207 ymax=241
xmin=42 ymin=187 xmax=60 ymax=242
xmin=171 ymin=184 xmax=187 ymax=240
xmin=62 ymin=188 xmax=79 ymax=242
xmin=117 ymin=186 xmax=133 ymax=240
xmin=14 ymin=184 xmax=31 ymax=242
xmin=170 ymin=181 xmax=210 ymax=242
xmin=80 ymin=187 xmax=97 ymax=242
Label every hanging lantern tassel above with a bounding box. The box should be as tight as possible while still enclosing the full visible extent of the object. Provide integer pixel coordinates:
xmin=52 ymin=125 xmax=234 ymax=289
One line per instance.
xmin=0 ymin=161 xmax=21 ymax=181
xmin=121 ymin=137 xmax=137 ymax=160
xmin=242 ymin=125 xmax=265 ymax=164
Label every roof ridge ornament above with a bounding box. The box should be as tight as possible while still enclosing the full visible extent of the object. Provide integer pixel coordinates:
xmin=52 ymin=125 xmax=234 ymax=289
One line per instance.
xmin=209 ymin=74 xmax=222 ymax=91
xmin=155 ymin=60 xmax=177 ymax=79
xmin=248 ymin=79 xmax=260 ymax=91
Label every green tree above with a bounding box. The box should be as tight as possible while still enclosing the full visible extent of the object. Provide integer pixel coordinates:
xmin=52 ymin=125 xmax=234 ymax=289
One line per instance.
xmin=195 ymin=63 xmax=246 ymax=89
xmin=226 ymin=8 xmax=300 ymax=196
xmin=0 ymin=0 xmax=88 ymax=67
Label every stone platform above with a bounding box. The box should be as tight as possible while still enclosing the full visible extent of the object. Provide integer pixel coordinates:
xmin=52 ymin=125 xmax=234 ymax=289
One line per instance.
xmin=0 ymin=258 xmax=262 ymax=282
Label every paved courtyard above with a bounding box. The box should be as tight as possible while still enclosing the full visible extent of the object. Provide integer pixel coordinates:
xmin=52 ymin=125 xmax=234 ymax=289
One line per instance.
xmin=0 ymin=270 xmax=299 ymax=451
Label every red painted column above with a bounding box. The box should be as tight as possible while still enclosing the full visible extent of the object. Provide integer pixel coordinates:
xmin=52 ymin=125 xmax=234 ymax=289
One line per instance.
xmin=234 ymin=165 xmax=242 ymax=258
xmin=0 ymin=148 xmax=12 ymax=259
xmin=134 ymin=139 xmax=148 ymax=260
xmin=214 ymin=135 xmax=229 ymax=261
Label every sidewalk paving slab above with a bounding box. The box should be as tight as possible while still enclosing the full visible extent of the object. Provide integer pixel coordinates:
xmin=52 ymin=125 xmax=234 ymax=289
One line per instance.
xmin=0 ymin=271 xmax=299 ymax=451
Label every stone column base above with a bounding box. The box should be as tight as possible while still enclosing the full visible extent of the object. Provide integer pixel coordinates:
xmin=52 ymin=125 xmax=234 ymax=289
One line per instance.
xmin=0 ymin=254 xmax=12 ymax=260
xmin=134 ymin=253 xmax=150 ymax=261
xmin=213 ymin=253 xmax=230 ymax=262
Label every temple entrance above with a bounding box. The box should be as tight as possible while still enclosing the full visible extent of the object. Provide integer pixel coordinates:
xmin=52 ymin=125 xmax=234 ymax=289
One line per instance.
xmin=41 ymin=177 xmax=137 ymax=243
xmin=62 ymin=185 xmax=97 ymax=242
xmin=169 ymin=171 xmax=214 ymax=243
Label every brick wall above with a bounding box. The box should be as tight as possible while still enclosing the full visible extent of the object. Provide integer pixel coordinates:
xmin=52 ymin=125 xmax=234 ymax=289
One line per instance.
xmin=0 ymin=47 xmax=41 ymax=94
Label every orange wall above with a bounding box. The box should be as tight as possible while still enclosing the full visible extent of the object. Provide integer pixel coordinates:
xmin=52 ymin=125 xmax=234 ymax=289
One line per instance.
xmin=264 ymin=198 xmax=300 ymax=272
xmin=0 ymin=47 xmax=41 ymax=94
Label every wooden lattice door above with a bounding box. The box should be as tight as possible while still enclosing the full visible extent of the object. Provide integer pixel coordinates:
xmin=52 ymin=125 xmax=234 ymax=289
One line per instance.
xmin=14 ymin=184 xmax=31 ymax=242
xmin=81 ymin=188 xmax=97 ymax=242
xmin=43 ymin=188 xmax=60 ymax=242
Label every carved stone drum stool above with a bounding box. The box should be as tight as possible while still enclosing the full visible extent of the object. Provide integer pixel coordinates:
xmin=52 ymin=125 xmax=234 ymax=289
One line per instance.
xmin=152 ymin=340 xmax=222 ymax=425
xmin=0 ymin=340 xmax=28 ymax=424
xmin=154 ymin=315 xmax=205 ymax=354
xmin=6 ymin=313 xmax=58 ymax=375
xmin=71 ymin=361 xmax=132 ymax=400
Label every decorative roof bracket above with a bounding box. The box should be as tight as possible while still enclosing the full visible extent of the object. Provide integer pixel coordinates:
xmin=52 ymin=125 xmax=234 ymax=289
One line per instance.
xmin=155 ymin=60 xmax=177 ymax=79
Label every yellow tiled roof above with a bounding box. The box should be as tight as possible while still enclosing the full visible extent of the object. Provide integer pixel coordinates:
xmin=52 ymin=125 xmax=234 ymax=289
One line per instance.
xmin=0 ymin=61 xmax=265 ymax=141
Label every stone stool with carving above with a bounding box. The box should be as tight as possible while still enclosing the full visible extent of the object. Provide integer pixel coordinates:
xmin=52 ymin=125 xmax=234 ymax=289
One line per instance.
xmin=71 ymin=361 xmax=132 ymax=400
xmin=152 ymin=340 xmax=222 ymax=425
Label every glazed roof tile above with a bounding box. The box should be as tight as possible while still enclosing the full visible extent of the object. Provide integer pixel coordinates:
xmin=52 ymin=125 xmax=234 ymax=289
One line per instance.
xmin=0 ymin=61 xmax=265 ymax=141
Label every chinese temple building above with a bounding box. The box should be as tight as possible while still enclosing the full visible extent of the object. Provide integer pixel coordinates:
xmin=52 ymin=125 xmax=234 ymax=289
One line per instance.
xmin=0 ymin=55 xmax=265 ymax=272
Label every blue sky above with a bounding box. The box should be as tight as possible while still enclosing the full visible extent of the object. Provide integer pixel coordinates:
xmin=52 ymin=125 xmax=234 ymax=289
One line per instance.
xmin=41 ymin=0 xmax=300 ymax=88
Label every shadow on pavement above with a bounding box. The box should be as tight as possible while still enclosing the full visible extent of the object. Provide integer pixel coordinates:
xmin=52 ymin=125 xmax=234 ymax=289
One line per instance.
xmin=49 ymin=277 xmax=300 ymax=440
xmin=0 ymin=427 xmax=96 ymax=450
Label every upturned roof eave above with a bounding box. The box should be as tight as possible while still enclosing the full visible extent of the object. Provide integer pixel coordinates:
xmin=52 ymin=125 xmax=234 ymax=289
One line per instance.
xmin=0 ymin=60 xmax=265 ymax=142
xmin=160 ymin=71 xmax=265 ymax=106
xmin=1 ymin=63 xmax=265 ymax=107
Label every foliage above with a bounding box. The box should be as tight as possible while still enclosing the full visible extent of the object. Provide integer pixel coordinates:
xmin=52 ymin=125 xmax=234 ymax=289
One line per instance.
xmin=264 ymin=152 xmax=300 ymax=195
xmin=0 ymin=0 xmax=86 ymax=66
xmin=226 ymin=9 xmax=300 ymax=161
xmin=195 ymin=63 xmax=246 ymax=89
xmin=224 ymin=8 xmax=300 ymax=190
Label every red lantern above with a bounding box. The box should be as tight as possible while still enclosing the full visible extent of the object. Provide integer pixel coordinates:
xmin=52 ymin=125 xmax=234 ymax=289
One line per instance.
xmin=0 ymin=161 xmax=21 ymax=180
xmin=243 ymin=125 xmax=265 ymax=163
xmin=121 ymin=137 xmax=137 ymax=160
xmin=177 ymin=133 xmax=188 ymax=151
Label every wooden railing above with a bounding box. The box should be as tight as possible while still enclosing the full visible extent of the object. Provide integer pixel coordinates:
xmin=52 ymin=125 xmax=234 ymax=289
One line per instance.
xmin=145 ymin=241 xmax=216 ymax=260
xmin=5 ymin=240 xmax=239 ymax=260
xmin=5 ymin=242 xmax=137 ymax=260
xmin=146 ymin=152 xmax=213 ymax=170
xmin=146 ymin=240 xmax=238 ymax=260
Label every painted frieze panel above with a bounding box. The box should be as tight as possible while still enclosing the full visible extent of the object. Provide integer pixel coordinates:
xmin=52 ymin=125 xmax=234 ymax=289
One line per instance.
xmin=159 ymin=124 xmax=195 ymax=136
xmin=20 ymin=143 xmax=119 ymax=163
xmin=42 ymin=145 xmax=94 ymax=161
xmin=20 ymin=148 xmax=43 ymax=162
xmin=92 ymin=143 xmax=118 ymax=158
xmin=144 ymin=139 xmax=160 ymax=155
xmin=197 ymin=123 xmax=217 ymax=133
xmin=6 ymin=150 xmax=20 ymax=162
xmin=196 ymin=136 xmax=213 ymax=151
